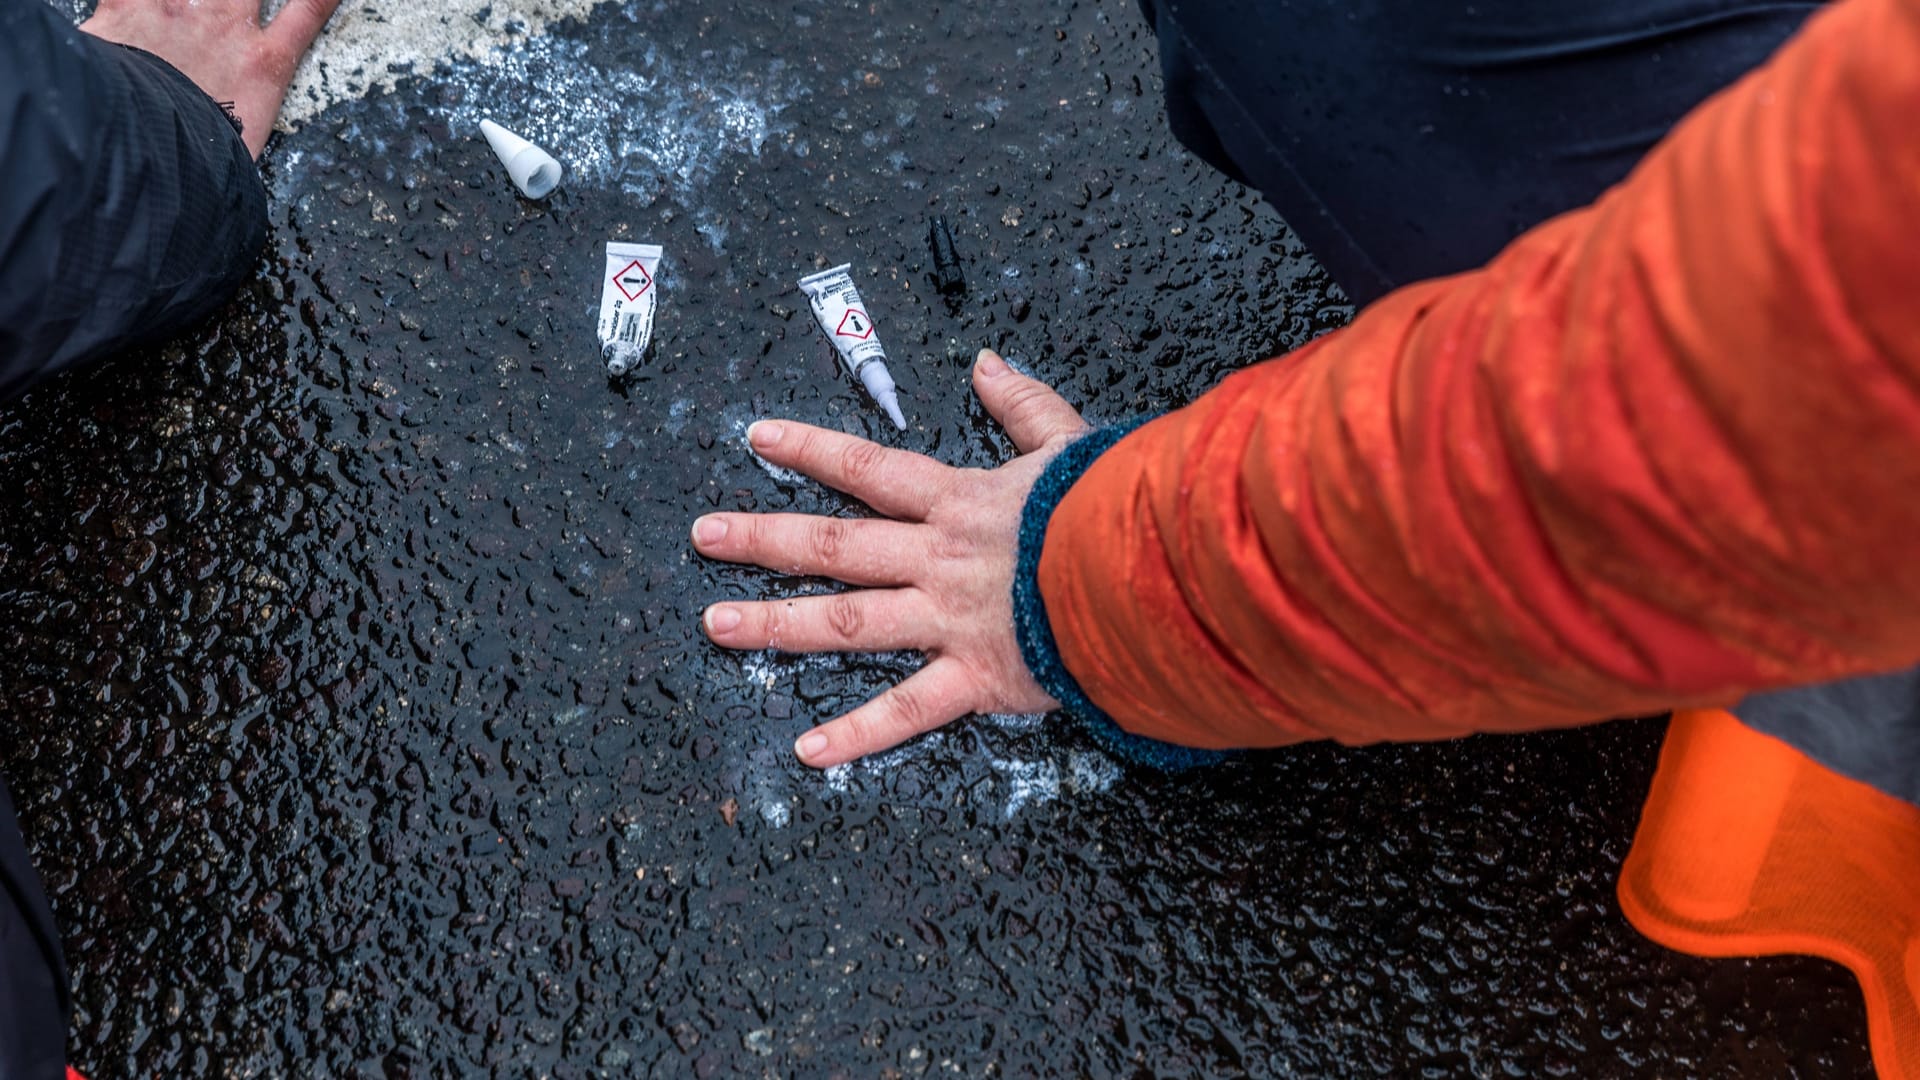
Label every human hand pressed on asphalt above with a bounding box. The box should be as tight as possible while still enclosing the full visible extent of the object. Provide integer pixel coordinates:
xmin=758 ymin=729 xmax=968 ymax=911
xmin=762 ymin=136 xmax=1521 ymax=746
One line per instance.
xmin=693 ymin=349 xmax=1092 ymax=768
xmin=81 ymin=0 xmax=343 ymax=158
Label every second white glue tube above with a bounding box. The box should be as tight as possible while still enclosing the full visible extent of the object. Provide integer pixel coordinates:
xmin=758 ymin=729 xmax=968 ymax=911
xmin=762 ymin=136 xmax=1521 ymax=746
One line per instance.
xmin=599 ymin=242 xmax=663 ymax=377
xmin=798 ymin=264 xmax=907 ymax=430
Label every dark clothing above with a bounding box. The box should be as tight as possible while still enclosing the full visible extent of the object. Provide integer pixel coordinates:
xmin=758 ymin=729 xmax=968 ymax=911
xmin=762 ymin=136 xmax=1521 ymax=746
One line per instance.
xmin=0 ymin=1 xmax=268 ymax=1074
xmin=1146 ymin=0 xmax=1920 ymax=807
xmin=1141 ymin=0 xmax=1825 ymax=306
xmin=1737 ymin=674 xmax=1920 ymax=806
xmin=0 ymin=783 xmax=65 ymax=1080
xmin=0 ymin=0 xmax=267 ymax=399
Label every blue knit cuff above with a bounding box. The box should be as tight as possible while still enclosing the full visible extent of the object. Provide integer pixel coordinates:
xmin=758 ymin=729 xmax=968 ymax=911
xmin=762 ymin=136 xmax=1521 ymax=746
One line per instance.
xmin=1013 ymin=420 xmax=1234 ymax=772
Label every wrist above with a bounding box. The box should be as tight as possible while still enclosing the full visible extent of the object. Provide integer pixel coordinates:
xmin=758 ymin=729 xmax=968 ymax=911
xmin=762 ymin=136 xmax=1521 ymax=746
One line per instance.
xmin=1012 ymin=420 xmax=1233 ymax=771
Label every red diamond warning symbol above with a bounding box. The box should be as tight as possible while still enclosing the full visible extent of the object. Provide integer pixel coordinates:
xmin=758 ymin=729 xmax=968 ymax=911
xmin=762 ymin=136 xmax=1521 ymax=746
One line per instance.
xmin=612 ymin=259 xmax=652 ymax=302
xmin=836 ymin=308 xmax=873 ymax=340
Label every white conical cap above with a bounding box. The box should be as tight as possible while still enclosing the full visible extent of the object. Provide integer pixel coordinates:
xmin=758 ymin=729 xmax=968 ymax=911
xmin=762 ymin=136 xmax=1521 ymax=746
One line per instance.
xmin=479 ymin=119 xmax=563 ymax=199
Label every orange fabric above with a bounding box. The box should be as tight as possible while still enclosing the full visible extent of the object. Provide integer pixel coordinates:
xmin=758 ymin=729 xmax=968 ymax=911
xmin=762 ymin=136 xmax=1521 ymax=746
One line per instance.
xmin=1036 ymin=0 xmax=1920 ymax=748
xmin=1620 ymin=709 xmax=1920 ymax=1080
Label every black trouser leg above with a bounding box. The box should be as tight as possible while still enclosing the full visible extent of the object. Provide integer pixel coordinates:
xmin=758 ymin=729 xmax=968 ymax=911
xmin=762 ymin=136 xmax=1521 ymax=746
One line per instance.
xmin=0 ymin=775 xmax=68 ymax=1078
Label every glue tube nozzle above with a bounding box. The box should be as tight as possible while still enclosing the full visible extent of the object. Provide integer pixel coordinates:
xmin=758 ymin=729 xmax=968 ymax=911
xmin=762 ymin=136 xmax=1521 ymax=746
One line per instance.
xmin=479 ymin=119 xmax=564 ymax=200
xmin=860 ymin=364 xmax=909 ymax=431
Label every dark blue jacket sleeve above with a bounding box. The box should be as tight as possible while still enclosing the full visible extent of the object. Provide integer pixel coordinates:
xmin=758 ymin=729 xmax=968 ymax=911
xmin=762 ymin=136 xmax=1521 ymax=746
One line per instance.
xmin=0 ymin=0 xmax=269 ymax=400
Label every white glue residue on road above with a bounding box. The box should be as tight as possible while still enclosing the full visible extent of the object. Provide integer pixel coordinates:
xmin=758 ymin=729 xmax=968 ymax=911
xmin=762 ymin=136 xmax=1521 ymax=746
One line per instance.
xmin=731 ymin=658 xmax=1123 ymax=825
xmin=60 ymin=0 xmax=802 ymax=201
xmin=990 ymin=757 xmax=1060 ymax=820
xmin=424 ymin=34 xmax=798 ymax=194
xmin=816 ymin=713 xmax=1123 ymax=821
xmin=276 ymin=0 xmax=614 ymax=126
xmin=54 ymin=0 xmax=617 ymax=126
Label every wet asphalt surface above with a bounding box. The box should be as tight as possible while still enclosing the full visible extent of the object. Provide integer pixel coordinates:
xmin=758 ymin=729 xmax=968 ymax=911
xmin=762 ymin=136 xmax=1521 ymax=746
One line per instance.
xmin=0 ymin=0 xmax=1878 ymax=1075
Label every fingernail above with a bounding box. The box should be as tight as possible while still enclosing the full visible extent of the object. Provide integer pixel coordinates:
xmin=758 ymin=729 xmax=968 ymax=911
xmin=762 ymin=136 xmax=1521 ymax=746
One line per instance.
xmin=705 ymin=605 xmax=742 ymax=634
xmin=976 ymin=351 xmax=1007 ymax=378
xmin=795 ymin=731 xmax=829 ymax=761
xmin=692 ymin=516 xmax=728 ymax=546
xmin=748 ymin=421 xmax=783 ymax=448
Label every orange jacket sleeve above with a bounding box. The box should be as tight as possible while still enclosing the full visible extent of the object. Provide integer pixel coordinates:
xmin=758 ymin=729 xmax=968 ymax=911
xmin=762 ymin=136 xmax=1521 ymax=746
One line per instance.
xmin=1022 ymin=0 xmax=1920 ymax=751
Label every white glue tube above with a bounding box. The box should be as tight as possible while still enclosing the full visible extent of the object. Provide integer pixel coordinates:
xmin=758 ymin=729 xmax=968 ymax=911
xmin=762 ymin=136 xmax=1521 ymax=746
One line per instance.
xmin=798 ymin=264 xmax=907 ymax=430
xmin=597 ymin=242 xmax=663 ymax=377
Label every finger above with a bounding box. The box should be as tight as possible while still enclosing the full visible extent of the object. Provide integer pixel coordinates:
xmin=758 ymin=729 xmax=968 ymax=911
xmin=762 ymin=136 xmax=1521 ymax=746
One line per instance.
xmin=692 ymin=513 xmax=925 ymax=585
xmin=266 ymin=0 xmax=345 ymax=55
xmin=793 ymin=659 xmax=976 ymax=768
xmin=973 ymin=349 xmax=1089 ymax=454
xmin=703 ymin=589 xmax=936 ymax=653
xmin=747 ymin=420 xmax=950 ymax=521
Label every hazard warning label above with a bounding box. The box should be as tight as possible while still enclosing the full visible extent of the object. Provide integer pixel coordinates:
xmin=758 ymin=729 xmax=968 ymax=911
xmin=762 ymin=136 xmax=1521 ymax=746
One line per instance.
xmin=835 ymin=308 xmax=874 ymax=340
xmin=612 ymin=259 xmax=652 ymax=302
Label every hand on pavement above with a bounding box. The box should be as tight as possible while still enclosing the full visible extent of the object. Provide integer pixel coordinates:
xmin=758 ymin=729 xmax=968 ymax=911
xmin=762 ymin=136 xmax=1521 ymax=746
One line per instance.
xmin=693 ymin=349 xmax=1092 ymax=768
xmin=81 ymin=0 xmax=344 ymax=158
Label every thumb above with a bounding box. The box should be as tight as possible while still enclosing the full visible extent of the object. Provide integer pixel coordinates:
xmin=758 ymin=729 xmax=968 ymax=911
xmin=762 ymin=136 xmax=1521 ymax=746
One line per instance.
xmin=973 ymin=350 xmax=1089 ymax=454
xmin=268 ymin=0 xmax=345 ymax=57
